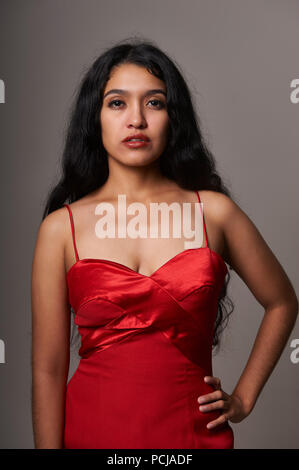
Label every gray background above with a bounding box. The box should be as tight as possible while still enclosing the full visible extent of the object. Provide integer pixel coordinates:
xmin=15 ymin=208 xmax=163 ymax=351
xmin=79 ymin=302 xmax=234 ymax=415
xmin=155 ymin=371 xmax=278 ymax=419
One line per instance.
xmin=0 ymin=0 xmax=298 ymax=449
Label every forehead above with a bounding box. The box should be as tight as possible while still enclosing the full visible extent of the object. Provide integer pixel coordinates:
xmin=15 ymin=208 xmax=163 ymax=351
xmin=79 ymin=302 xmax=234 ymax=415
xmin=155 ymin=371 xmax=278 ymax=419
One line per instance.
xmin=103 ymin=63 xmax=166 ymax=94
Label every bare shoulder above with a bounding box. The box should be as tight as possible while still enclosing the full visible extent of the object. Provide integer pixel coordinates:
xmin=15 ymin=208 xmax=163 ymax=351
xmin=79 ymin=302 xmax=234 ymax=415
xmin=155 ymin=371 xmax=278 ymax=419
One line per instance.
xmin=198 ymin=190 xmax=240 ymax=223
xmin=33 ymin=206 xmax=71 ymax=276
xmin=198 ymin=190 xmax=251 ymax=263
xmin=37 ymin=206 xmax=70 ymax=248
xmin=31 ymin=206 xmax=73 ymax=376
xmin=200 ymin=190 xmax=298 ymax=308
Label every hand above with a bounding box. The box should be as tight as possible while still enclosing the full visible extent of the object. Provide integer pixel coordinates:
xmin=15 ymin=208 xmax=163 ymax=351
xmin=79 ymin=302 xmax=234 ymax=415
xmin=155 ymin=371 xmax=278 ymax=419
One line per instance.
xmin=197 ymin=375 xmax=250 ymax=429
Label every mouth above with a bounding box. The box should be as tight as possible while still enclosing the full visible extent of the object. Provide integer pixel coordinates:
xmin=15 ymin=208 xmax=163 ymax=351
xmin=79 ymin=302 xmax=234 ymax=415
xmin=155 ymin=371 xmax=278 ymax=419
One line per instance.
xmin=124 ymin=138 xmax=148 ymax=142
xmin=122 ymin=139 xmax=150 ymax=148
xmin=122 ymin=133 xmax=150 ymax=143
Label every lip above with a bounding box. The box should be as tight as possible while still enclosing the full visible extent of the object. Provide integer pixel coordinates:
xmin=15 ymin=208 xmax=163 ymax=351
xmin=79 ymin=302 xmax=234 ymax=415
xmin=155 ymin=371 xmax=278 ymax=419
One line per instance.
xmin=122 ymin=140 xmax=150 ymax=148
xmin=122 ymin=133 xmax=150 ymax=142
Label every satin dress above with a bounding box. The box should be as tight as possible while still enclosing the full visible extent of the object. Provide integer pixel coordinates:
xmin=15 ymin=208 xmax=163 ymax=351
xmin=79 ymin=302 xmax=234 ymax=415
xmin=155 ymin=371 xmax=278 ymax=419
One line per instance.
xmin=62 ymin=191 xmax=234 ymax=449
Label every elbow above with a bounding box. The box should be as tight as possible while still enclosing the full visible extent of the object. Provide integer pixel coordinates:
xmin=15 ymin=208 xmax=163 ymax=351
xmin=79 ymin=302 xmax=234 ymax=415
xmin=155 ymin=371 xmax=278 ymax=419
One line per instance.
xmin=288 ymin=288 xmax=299 ymax=317
xmin=266 ymin=290 xmax=299 ymax=323
xmin=282 ymin=285 xmax=299 ymax=318
xmin=280 ymin=291 xmax=299 ymax=327
xmin=292 ymin=293 xmax=299 ymax=318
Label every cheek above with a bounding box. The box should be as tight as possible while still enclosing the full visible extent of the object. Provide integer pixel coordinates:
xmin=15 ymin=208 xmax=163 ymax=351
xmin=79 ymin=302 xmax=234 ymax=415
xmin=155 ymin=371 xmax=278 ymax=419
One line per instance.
xmin=157 ymin=119 xmax=170 ymax=145
xmin=149 ymin=114 xmax=169 ymax=138
xmin=100 ymin=113 xmax=119 ymax=143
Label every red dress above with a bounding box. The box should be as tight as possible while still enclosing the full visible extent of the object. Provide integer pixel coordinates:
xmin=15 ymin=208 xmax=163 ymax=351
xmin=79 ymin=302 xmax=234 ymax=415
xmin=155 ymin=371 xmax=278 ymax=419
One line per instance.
xmin=62 ymin=191 xmax=234 ymax=449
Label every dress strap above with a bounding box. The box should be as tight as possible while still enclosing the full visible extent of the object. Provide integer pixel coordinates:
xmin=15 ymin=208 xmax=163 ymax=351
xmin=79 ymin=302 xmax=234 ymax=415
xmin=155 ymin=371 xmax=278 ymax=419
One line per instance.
xmin=195 ymin=191 xmax=208 ymax=248
xmin=63 ymin=204 xmax=80 ymax=262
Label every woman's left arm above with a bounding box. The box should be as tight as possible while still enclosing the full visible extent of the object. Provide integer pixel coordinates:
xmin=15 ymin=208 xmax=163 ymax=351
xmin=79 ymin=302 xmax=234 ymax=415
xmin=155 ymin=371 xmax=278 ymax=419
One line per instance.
xmin=198 ymin=192 xmax=298 ymax=428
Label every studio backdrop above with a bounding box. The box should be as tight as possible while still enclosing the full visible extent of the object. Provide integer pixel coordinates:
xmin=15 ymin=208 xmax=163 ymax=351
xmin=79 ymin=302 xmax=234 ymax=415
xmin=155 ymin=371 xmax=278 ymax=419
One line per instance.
xmin=0 ymin=0 xmax=298 ymax=449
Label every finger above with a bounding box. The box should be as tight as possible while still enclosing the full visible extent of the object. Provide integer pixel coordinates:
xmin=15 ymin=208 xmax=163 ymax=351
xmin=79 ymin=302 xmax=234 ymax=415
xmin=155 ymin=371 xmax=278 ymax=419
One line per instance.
xmin=204 ymin=376 xmax=222 ymax=390
xmin=199 ymin=399 xmax=229 ymax=413
xmin=197 ymin=389 xmax=223 ymax=404
xmin=206 ymin=413 xmax=229 ymax=430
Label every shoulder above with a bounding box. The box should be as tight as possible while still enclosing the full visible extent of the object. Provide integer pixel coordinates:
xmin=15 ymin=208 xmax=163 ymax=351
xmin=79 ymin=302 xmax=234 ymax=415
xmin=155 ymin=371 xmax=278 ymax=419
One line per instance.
xmin=198 ymin=190 xmax=242 ymax=224
xmin=35 ymin=206 xmax=71 ymax=264
xmin=38 ymin=205 xmax=70 ymax=240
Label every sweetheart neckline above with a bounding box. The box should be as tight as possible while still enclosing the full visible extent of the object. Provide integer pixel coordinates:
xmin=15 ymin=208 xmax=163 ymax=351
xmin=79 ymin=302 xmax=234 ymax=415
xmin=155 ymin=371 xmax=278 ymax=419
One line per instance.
xmin=66 ymin=246 xmax=227 ymax=280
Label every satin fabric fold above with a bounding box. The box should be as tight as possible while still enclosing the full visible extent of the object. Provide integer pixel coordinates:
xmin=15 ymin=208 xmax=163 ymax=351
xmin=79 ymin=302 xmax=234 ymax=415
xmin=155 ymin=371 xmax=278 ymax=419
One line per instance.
xmin=64 ymin=247 xmax=234 ymax=449
xmin=68 ymin=247 xmax=225 ymax=372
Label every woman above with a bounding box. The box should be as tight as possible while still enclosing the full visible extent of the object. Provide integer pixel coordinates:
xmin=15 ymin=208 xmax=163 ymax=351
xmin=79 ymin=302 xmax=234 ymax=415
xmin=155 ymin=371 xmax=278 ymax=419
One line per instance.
xmin=31 ymin=39 xmax=298 ymax=449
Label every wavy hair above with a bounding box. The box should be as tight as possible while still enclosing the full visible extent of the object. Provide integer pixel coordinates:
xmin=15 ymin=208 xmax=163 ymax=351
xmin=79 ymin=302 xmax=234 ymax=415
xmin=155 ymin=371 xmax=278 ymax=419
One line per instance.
xmin=42 ymin=37 xmax=235 ymax=354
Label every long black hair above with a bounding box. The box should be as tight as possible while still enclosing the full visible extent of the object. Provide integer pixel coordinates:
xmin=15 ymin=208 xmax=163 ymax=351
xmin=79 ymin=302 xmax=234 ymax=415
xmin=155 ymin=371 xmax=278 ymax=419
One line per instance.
xmin=42 ymin=36 xmax=235 ymax=354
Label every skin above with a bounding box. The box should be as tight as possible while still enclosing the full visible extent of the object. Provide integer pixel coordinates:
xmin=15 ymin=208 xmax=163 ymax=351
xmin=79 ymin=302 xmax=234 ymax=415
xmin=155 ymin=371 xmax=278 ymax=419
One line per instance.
xmin=100 ymin=63 xmax=170 ymax=174
xmin=32 ymin=63 xmax=298 ymax=448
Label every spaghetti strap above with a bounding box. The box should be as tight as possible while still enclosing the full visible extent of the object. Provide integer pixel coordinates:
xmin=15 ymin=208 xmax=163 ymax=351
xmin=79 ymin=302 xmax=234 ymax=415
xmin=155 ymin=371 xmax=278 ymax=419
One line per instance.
xmin=195 ymin=191 xmax=208 ymax=248
xmin=63 ymin=204 xmax=80 ymax=262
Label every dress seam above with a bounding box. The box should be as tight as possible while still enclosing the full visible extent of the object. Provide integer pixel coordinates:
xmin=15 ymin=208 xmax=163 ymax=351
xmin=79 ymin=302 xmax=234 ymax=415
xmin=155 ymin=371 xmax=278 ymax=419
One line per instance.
xmin=76 ymin=295 xmax=126 ymax=313
xmin=184 ymin=364 xmax=199 ymax=449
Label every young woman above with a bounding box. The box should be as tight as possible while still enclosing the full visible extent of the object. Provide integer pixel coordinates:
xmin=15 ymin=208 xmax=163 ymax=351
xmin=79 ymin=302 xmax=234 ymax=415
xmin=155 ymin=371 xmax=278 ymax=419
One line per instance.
xmin=31 ymin=39 xmax=298 ymax=449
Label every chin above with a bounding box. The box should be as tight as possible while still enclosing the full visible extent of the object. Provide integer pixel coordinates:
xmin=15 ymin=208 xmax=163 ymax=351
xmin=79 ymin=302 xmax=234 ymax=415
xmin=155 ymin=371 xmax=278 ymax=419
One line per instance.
xmin=112 ymin=152 xmax=160 ymax=167
xmin=124 ymin=157 xmax=159 ymax=167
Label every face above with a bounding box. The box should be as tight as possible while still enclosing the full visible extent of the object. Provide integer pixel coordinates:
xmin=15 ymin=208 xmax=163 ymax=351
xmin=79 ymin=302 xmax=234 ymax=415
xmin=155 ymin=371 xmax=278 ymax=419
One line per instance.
xmin=100 ymin=63 xmax=169 ymax=166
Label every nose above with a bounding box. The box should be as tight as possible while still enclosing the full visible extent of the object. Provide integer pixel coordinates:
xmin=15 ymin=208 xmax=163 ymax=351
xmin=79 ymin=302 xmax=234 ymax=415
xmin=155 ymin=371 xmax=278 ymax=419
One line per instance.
xmin=127 ymin=102 xmax=147 ymax=128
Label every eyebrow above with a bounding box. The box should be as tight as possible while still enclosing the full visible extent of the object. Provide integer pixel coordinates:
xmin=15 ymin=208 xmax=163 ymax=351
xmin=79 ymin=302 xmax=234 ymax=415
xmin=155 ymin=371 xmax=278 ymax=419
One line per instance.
xmin=103 ymin=88 xmax=167 ymax=99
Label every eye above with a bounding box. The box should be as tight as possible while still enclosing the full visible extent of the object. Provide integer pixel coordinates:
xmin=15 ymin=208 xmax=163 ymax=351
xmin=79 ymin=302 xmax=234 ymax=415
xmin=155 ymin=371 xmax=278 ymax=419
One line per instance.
xmin=107 ymin=99 xmax=166 ymax=109
xmin=108 ymin=99 xmax=124 ymax=109
xmin=148 ymin=99 xmax=165 ymax=109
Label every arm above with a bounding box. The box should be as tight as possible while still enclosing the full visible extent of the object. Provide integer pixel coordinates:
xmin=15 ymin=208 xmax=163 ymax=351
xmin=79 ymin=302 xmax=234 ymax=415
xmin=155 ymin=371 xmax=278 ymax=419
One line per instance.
xmin=31 ymin=208 xmax=70 ymax=449
xmin=197 ymin=191 xmax=298 ymax=428
xmin=221 ymin=193 xmax=298 ymax=416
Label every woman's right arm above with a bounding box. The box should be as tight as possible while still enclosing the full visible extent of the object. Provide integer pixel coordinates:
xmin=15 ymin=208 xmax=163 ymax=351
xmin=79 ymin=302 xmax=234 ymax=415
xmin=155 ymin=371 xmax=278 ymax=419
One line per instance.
xmin=31 ymin=208 xmax=71 ymax=449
